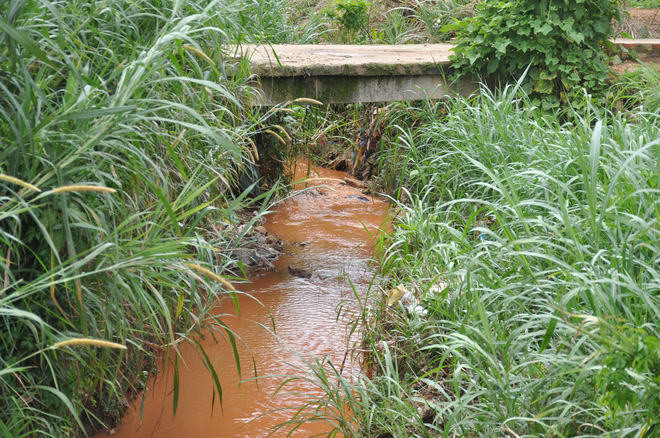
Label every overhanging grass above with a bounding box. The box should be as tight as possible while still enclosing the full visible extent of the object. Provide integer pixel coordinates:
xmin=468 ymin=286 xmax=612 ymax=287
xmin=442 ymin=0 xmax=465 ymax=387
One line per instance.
xmin=0 ymin=0 xmax=284 ymax=434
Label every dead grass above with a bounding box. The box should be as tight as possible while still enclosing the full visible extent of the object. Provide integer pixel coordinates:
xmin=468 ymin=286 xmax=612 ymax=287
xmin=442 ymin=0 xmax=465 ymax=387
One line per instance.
xmin=616 ymin=8 xmax=660 ymax=38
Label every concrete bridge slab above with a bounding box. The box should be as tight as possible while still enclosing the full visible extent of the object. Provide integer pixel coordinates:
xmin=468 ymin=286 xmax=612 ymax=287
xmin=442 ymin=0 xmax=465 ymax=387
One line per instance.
xmin=234 ymin=44 xmax=479 ymax=104
xmin=232 ymin=40 xmax=660 ymax=105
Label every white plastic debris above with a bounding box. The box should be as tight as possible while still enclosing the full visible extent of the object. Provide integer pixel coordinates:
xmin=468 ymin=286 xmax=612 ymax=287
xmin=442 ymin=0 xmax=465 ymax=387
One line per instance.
xmin=386 ymin=284 xmax=415 ymax=306
xmin=386 ymin=284 xmax=429 ymax=316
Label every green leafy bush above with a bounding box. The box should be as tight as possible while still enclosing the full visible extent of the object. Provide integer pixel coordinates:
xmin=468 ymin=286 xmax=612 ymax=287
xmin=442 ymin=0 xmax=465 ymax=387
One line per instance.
xmin=597 ymin=324 xmax=660 ymax=435
xmin=325 ymin=0 xmax=371 ymax=41
xmin=448 ymin=0 xmax=624 ymax=109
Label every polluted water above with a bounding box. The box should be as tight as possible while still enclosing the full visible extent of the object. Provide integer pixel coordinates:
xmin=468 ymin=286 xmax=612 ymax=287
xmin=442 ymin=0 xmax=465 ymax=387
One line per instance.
xmin=99 ymin=161 xmax=390 ymax=437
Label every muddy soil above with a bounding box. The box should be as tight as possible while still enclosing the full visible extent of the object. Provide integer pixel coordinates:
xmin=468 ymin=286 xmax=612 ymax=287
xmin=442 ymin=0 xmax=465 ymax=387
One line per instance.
xmin=610 ymin=8 xmax=660 ymax=74
xmin=611 ymin=52 xmax=660 ymax=75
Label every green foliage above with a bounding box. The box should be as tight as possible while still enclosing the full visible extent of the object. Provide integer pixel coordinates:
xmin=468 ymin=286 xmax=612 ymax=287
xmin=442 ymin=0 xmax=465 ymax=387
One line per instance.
xmin=336 ymin=84 xmax=659 ymax=436
xmin=325 ymin=0 xmax=371 ymax=41
xmin=365 ymin=0 xmax=478 ymax=44
xmin=608 ymin=64 xmax=660 ymax=114
xmin=236 ymin=0 xmax=293 ymax=42
xmin=449 ymin=0 xmax=624 ymax=109
xmin=0 ymin=0 xmax=279 ymax=433
xmin=376 ymin=9 xmax=419 ymax=44
xmin=597 ymin=324 xmax=660 ymax=435
xmin=629 ymin=0 xmax=660 ymax=6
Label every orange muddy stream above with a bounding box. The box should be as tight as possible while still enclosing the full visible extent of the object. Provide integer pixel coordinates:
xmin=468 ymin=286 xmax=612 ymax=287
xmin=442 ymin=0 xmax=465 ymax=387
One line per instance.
xmin=101 ymin=163 xmax=390 ymax=437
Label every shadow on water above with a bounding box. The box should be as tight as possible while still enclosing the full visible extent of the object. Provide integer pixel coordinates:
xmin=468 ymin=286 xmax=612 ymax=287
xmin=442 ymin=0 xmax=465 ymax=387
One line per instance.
xmin=99 ymin=161 xmax=390 ymax=437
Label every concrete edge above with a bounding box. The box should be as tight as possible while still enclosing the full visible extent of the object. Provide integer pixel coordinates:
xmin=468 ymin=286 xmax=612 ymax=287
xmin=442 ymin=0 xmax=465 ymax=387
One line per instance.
xmin=236 ymin=40 xmax=660 ymax=79
xmin=611 ymin=38 xmax=660 ymax=53
xmin=249 ymin=61 xmax=455 ymax=78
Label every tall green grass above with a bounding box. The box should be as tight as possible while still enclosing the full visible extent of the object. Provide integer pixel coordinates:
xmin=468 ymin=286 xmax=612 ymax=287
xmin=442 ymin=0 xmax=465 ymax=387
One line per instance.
xmin=609 ymin=64 xmax=660 ymax=116
xmin=280 ymin=81 xmax=659 ymax=437
xmin=228 ymin=0 xmax=328 ymax=43
xmin=369 ymin=0 xmax=477 ymax=44
xmin=375 ymin=84 xmax=659 ymax=436
xmin=0 ymin=0 xmax=284 ymax=434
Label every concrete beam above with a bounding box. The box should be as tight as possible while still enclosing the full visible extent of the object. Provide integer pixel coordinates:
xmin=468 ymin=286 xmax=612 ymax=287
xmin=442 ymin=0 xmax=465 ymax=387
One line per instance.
xmin=256 ymin=73 xmax=479 ymax=105
xmin=232 ymin=40 xmax=660 ymax=105
xmin=234 ymin=44 xmax=479 ymax=105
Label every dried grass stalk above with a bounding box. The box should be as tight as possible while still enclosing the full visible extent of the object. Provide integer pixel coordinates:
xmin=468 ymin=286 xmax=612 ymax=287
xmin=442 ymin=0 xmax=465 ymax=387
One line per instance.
xmin=296 ymin=177 xmax=345 ymax=184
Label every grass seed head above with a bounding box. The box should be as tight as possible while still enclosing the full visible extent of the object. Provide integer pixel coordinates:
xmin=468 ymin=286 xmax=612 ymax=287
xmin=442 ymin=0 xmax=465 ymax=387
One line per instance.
xmin=50 ymin=185 xmax=117 ymax=194
xmin=265 ymin=129 xmax=286 ymax=145
xmin=273 ymin=125 xmax=292 ymax=143
xmin=292 ymin=97 xmax=324 ymax=106
xmin=184 ymin=262 xmax=235 ymax=290
xmin=53 ymin=338 xmax=127 ymax=350
xmin=0 ymin=174 xmax=41 ymax=192
xmin=273 ymin=107 xmax=295 ymax=113
xmin=182 ymin=45 xmax=214 ymax=64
